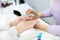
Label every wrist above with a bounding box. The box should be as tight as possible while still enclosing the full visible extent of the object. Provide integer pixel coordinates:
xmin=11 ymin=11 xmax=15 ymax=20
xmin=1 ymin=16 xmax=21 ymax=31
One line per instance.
xmin=40 ymin=24 xmax=48 ymax=32
xmin=37 ymin=13 xmax=40 ymax=18
xmin=38 ymin=13 xmax=44 ymax=18
xmin=35 ymin=22 xmax=48 ymax=32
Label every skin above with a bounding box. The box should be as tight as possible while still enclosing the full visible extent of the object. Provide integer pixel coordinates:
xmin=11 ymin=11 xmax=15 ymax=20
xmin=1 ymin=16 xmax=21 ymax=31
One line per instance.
xmin=26 ymin=9 xmax=44 ymax=18
xmin=10 ymin=16 xmax=25 ymax=27
xmin=10 ymin=16 xmax=38 ymax=33
xmin=25 ymin=0 xmax=58 ymax=32
xmin=10 ymin=0 xmax=59 ymax=35
xmin=26 ymin=9 xmax=48 ymax=32
xmin=10 ymin=16 xmax=33 ymax=27
xmin=34 ymin=21 xmax=48 ymax=32
xmin=16 ymin=20 xmax=38 ymax=33
xmin=10 ymin=10 xmax=48 ymax=33
xmin=10 ymin=9 xmax=48 ymax=33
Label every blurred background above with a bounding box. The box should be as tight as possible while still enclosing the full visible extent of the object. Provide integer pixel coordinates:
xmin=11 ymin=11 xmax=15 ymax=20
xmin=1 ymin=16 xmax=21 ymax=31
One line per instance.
xmin=0 ymin=0 xmax=56 ymax=25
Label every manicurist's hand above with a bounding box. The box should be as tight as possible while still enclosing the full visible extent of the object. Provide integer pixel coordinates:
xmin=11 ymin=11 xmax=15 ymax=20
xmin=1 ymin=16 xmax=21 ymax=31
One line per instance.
xmin=26 ymin=9 xmax=39 ymax=19
xmin=26 ymin=9 xmax=44 ymax=19
xmin=34 ymin=21 xmax=49 ymax=32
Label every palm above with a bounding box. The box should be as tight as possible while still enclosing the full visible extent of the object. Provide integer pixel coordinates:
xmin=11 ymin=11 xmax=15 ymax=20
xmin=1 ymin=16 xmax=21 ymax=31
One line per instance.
xmin=16 ymin=20 xmax=37 ymax=30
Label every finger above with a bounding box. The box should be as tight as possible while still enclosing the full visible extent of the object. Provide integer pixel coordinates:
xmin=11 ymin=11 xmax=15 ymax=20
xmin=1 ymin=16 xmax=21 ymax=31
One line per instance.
xmin=26 ymin=9 xmax=33 ymax=15
xmin=26 ymin=9 xmax=31 ymax=14
xmin=28 ymin=20 xmax=38 ymax=27
xmin=26 ymin=20 xmax=38 ymax=26
xmin=28 ymin=10 xmax=32 ymax=13
xmin=18 ymin=16 xmax=25 ymax=20
xmin=24 ymin=16 xmax=33 ymax=21
xmin=30 ymin=20 xmax=38 ymax=24
xmin=26 ymin=17 xmax=33 ymax=20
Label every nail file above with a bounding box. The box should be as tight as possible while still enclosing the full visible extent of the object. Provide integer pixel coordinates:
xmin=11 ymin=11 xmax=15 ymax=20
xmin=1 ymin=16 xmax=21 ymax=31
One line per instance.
xmin=28 ymin=14 xmax=35 ymax=17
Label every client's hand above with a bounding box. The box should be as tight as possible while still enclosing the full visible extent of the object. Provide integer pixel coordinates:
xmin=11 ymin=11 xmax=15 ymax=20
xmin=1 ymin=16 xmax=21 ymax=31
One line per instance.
xmin=10 ymin=16 xmax=34 ymax=27
xmin=10 ymin=16 xmax=25 ymax=27
xmin=15 ymin=20 xmax=38 ymax=33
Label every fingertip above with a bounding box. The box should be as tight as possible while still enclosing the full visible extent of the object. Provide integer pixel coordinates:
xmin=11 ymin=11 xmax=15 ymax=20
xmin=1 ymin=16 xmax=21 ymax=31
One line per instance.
xmin=33 ymin=20 xmax=38 ymax=23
